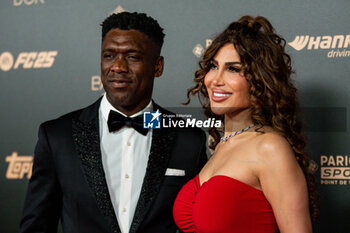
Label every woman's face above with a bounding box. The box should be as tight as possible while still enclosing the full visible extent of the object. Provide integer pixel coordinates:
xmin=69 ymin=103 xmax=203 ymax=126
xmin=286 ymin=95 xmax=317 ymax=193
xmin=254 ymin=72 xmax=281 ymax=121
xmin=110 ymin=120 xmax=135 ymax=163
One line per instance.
xmin=204 ymin=43 xmax=250 ymax=116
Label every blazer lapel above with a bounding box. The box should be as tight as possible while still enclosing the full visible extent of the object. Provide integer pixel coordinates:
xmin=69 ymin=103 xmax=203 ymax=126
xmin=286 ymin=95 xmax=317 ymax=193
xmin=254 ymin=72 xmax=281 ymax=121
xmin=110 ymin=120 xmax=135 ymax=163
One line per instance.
xmin=129 ymin=104 xmax=176 ymax=233
xmin=72 ymin=98 xmax=121 ymax=233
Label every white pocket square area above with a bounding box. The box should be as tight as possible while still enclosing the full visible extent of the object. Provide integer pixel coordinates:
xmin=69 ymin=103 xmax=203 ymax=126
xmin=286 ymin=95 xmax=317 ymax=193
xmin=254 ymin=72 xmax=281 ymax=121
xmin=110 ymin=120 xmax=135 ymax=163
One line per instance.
xmin=165 ymin=168 xmax=185 ymax=176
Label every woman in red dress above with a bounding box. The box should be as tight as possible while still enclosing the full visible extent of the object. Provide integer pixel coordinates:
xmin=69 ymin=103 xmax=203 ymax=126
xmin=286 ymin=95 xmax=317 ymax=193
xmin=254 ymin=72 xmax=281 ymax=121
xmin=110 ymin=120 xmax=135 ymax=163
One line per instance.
xmin=173 ymin=15 xmax=318 ymax=233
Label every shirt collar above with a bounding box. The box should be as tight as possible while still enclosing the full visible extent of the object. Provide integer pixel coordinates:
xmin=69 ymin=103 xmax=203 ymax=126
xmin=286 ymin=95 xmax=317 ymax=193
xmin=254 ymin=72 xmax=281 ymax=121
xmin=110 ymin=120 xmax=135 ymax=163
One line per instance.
xmin=100 ymin=93 xmax=153 ymax=121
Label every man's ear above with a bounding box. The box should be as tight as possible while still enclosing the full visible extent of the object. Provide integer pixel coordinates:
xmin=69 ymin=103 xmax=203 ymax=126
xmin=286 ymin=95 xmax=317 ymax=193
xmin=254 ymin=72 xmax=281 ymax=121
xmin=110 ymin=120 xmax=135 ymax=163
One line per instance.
xmin=154 ymin=56 xmax=164 ymax=78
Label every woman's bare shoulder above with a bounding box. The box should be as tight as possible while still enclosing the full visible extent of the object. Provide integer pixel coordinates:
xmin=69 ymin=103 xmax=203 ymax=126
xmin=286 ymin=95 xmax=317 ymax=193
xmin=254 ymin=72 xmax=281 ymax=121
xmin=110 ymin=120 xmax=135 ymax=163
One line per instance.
xmin=253 ymin=129 xmax=297 ymax=166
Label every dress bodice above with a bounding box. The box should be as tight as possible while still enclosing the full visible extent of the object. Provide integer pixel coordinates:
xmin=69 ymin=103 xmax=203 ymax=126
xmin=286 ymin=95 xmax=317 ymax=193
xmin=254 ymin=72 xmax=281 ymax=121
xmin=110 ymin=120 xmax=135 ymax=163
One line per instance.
xmin=173 ymin=175 xmax=278 ymax=233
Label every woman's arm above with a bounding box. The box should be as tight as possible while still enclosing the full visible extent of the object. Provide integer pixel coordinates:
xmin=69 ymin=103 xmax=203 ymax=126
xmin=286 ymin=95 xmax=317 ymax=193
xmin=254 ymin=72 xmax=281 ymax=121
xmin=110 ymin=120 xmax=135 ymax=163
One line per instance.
xmin=258 ymin=133 xmax=312 ymax=233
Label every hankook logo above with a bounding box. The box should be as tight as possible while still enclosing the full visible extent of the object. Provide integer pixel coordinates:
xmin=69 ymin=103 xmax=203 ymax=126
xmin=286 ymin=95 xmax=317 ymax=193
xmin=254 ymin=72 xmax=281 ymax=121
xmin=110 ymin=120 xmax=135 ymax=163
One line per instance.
xmin=288 ymin=34 xmax=350 ymax=58
xmin=0 ymin=51 xmax=58 ymax=71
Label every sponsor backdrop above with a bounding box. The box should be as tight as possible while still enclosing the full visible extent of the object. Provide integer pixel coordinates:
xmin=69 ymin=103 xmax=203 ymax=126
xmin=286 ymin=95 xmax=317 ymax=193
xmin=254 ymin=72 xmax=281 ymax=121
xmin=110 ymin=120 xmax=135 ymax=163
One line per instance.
xmin=0 ymin=0 xmax=349 ymax=232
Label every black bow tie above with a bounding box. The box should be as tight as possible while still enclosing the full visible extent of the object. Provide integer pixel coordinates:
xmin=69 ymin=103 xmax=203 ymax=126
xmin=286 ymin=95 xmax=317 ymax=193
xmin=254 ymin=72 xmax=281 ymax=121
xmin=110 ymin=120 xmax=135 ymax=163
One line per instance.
xmin=107 ymin=110 xmax=148 ymax=136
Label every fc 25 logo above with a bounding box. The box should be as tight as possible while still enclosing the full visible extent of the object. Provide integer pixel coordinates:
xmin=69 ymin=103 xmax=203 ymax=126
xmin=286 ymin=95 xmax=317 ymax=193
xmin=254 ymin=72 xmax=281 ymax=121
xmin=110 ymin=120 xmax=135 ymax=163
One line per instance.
xmin=0 ymin=51 xmax=58 ymax=72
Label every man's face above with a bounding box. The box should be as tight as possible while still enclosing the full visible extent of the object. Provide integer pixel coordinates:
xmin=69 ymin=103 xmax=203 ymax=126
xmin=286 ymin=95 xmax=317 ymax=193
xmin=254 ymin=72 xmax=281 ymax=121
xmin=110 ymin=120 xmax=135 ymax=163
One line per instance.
xmin=101 ymin=29 xmax=164 ymax=116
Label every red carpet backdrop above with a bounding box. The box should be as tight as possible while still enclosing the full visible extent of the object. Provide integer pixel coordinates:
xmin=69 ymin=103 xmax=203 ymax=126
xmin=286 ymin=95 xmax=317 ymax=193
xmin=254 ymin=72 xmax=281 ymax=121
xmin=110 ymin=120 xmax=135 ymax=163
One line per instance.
xmin=0 ymin=0 xmax=349 ymax=232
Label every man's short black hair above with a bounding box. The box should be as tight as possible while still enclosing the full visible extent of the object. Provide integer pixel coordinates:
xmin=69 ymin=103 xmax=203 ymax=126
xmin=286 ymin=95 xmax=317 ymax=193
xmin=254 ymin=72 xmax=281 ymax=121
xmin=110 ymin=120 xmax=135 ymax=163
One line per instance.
xmin=101 ymin=12 xmax=165 ymax=49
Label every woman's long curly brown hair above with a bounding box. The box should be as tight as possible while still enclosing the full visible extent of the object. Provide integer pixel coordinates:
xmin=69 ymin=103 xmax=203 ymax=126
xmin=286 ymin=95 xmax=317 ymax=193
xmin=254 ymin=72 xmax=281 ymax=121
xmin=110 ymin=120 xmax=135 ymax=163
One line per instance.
xmin=186 ymin=15 xmax=318 ymax=219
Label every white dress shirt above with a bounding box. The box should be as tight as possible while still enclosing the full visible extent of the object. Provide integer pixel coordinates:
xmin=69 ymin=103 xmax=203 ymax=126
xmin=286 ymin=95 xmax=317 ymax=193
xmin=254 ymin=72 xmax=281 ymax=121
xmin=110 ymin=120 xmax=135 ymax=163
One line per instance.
xmin=99 ymin=94 xmax=152 ymax=233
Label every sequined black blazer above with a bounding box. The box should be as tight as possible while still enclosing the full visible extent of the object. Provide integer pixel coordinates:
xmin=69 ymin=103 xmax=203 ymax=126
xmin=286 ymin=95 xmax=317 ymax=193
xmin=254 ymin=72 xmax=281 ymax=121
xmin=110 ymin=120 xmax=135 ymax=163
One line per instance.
xmin=20 ymin=98 xmax=207 ymax=233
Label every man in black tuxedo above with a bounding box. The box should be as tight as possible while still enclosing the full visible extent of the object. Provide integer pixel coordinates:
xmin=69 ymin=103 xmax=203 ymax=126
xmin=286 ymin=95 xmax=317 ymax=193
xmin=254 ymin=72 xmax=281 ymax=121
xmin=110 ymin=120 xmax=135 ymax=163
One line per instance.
xmin=20 ymin=12 xmax=207 ymax=233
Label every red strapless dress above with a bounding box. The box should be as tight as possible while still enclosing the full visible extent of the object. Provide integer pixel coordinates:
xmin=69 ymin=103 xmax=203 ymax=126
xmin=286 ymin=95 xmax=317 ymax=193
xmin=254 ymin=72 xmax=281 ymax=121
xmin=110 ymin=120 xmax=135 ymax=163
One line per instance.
xmin=173 ymin=175 xmax=278 ymax=233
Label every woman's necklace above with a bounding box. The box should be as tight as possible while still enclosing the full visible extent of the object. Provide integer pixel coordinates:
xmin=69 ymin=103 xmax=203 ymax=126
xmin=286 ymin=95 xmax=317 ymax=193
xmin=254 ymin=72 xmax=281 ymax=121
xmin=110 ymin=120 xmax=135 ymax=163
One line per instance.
xmin=220 ymin=124 xmax=255 ymax=142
